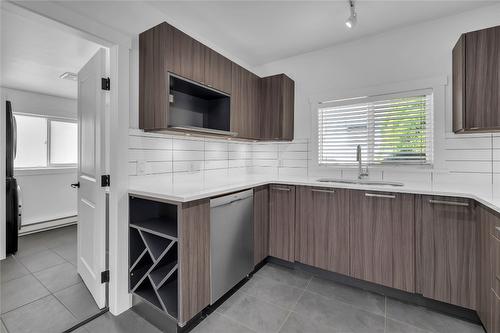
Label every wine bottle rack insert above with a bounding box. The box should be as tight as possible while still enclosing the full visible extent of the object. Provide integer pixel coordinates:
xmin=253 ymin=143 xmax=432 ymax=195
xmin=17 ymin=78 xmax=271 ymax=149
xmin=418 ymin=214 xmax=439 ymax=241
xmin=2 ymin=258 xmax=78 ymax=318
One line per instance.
xmin=129 ymin=196 xmax=179 ymax=319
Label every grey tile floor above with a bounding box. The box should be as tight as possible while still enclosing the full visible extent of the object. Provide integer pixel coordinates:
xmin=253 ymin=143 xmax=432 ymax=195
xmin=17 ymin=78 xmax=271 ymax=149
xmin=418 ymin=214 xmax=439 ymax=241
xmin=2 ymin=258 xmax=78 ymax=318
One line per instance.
xmin=192 ymin=263 xmax=486 ymax=333
xmin=1 ymin=229 xmax=487 ymax=333
xmin=0 ymin=225 xmax=100 ymax=333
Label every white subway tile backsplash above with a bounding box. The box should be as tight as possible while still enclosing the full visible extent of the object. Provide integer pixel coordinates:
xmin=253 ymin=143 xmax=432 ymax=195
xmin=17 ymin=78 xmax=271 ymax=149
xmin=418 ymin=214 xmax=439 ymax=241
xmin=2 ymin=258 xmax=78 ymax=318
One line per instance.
xmin=444 ymin=149 xmax=491 ymax=161
xmin=148 ymin=161 xmax=173 ymax=174
xmin=173 ymin=161 xmax=203 ymax=173
xmin=128 ymin=162 xmax=137 ymax=176
xmin=279 ymin=151 xmax=308 ymax=160
xmin=205 ymin=141 xmax=228 ymax=151
xmin=206 ymin=150 xmax=229 ymax=160
xmin=253 ymin=151 xmax=279 ymax=160
xmin=279 ymin=167 xmax=308 ymax=177
xmin=129 ymin=149 xmax=172 ymax=162
xmin=173 ymin=138 xmax=205 ymax=151
xmin=205 ymin=160 xmax=229 ymax=170
xmin=129 ymin=135 xmax=172 ymax=150
xmin=172 ymin=150 xmax=204 ymax=161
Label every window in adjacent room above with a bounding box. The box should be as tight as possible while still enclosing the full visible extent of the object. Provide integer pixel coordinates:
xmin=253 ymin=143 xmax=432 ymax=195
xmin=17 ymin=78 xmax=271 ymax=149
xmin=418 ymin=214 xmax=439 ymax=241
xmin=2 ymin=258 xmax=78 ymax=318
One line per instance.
xmin=14 ymin=114 xmax=78 ymax=169
xmin=318 ymin=89 xmax=433 ymax=165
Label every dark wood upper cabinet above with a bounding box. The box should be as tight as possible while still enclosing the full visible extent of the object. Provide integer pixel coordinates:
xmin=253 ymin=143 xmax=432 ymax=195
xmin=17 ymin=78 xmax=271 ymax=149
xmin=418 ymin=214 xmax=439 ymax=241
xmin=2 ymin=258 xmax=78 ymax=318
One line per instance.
xmin=453 ymin=25 xmax=500 ymax=133
xmin=139 ymin=22 xmax=295 ymax=139
xmin=230 ymin=64 xmax=261 ymax=139
xmin=269 ymin=185 xmax=295 ymax=262
xmin=295 ymin=186 xmax=350 ymax=275
xmin=419 ymin=195 xmax=477 ymax=309
xmin=350 ymin=191 xmax=415 ymax=292
xmin=253 ymin=185 xmax=269 ymax=266
xmin=139 ymin=22 xmax=171 ymax=130
xmin=169 ymin=27 xmax=205 ymax=83
xmin=204 ymin=48 xmax=232 ymax=94
xmin=260 ymin=74 xmax=295 ymax=141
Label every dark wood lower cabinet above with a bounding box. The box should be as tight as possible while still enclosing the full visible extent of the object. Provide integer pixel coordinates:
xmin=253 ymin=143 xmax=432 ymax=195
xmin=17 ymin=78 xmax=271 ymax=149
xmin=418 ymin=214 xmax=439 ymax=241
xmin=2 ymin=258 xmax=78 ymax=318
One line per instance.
xmin=350 ymin=191 xmax=415 ymax=292
xmin=420 ymin=196 xmax=477 ymax=310
xmin=295 ymin=186 xmax=349 ymax=275
xmin=179 ymin=199 xmax=210 ymax=325
xmin=253 ymin=186 xmax=269 ymax=266
xmin=269 ymin=185 xmax=295 ymax=262
xmin=492 ymin=290 xmax=500 ymax=333
xmin=478 ymin=206 xmax=494 ymax=330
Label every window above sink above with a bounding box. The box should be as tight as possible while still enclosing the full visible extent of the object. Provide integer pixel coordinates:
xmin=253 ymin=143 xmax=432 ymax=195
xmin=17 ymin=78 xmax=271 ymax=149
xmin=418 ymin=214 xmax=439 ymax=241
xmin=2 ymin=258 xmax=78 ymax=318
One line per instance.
xmin=317 ymin=89 xmax=433 ymax=166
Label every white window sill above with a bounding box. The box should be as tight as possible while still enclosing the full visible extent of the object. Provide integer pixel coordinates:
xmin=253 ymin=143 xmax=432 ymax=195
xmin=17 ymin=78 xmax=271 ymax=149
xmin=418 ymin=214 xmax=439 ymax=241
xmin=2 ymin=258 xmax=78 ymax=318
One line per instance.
xmin=14 ymin=167 xmax=77 ymax=176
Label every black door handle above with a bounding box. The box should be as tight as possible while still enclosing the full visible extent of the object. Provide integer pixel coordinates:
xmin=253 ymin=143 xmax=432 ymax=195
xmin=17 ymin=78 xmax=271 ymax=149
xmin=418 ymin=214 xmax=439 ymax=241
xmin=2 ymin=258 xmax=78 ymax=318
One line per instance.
xmin=71 ymin=182 xmax=80 ymax=188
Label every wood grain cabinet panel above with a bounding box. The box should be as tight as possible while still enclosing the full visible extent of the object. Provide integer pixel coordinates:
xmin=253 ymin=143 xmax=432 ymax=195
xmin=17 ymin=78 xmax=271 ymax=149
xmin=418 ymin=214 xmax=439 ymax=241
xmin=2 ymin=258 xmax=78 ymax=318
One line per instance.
xmin=420 ymin=196 xmax=477 ymax=309
xmin=169 ymin=28 xmax=205 ymax=83
xmin=139 ymin=22 xmax=172 ymax=130
xmin=179 ymin=199 xmax=210 ymax=325
xmin=253 ymin=186 xmax=269 ymax=266
xmin=260 ymin=74 xmax=294 ymax=141
xmin=230 ymin=64 xmax=261 ymax=139
xmin=295 ymin=186 xmax=349 ymax=275
xmin=478 ymin=206 xmax=494 ymax=331
xmin=269 ymin=185 xmax=295 ymax=262
xmin=492 ymin=290 xmax=500 ymax=333
xmin=350 ymin=191 xmax=415 ymax=292
xmin=204 ymin=48 xmax=232 ymax=94
xmin=453 ymin=25 xmax=500 ymax=132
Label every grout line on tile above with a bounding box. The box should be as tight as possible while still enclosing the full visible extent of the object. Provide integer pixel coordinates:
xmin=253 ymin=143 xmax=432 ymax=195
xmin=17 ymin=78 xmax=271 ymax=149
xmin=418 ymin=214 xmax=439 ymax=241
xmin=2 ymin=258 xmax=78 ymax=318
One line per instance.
xmin=216 ymin=311 xmax=259 ymax=333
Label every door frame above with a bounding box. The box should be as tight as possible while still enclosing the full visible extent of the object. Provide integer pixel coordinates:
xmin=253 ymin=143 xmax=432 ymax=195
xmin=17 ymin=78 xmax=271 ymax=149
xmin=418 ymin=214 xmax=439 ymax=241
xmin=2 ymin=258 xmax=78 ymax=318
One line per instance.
xmin=0 ymin=2 xmax=132 ymax=315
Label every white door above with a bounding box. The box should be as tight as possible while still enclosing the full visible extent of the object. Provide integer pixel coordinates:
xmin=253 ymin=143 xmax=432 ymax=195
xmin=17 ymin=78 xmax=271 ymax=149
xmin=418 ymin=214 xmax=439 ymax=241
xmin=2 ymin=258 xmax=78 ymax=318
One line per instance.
xmin=77 ymin=48 xmax=107 ymax=309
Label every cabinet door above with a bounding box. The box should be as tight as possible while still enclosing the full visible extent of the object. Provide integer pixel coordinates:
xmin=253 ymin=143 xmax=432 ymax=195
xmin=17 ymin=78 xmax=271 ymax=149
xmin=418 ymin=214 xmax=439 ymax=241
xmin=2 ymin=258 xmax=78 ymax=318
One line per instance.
xmin=269 ymin=185 xmax=295 ymax=262
xmin=179 ymin=199 xmax=210 ymax=325
xmin=260 ymin=75 xmax=282 ymax=140
xmin=350 ymin=191 xmax=415 ymax=292
xmin=452 ymin=34 xmax=466 ymax=133
xmin=465 ymin=26 xmax=500 ymax=130
xmin=295 ymin=187 xmax=349 ymax=275
xmin=254 ymin=186 xmax=269 ymax=266
xmin=260 ymin=74 xmax=294 ymax=140
xmin=230 ymin=64 xmax=260 ymax=139
xmin=492 ymin=291 xmax=500 ymax=333
xmin=478 ymin=206 xmax=493 ymax=331
xmin=204 ymin=48 xmax=232 ymax=94
xmin=420 ymin=196 xmax=477 ymax=309
xmin=169 ymin=28 xmax=204 ymax=83
xmin=139 ymin=22 xmax=172 ymax=130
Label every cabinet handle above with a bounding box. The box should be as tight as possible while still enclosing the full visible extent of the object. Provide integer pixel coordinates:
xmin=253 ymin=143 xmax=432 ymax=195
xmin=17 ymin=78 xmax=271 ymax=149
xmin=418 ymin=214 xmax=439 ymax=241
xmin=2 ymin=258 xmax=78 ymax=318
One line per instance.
xmin=495 ymin=226 xmax=500 ymax=233
xmin=365 ymin=193 xmax=395 ymax=199
xmin=311 ymin=189 xmax=335 ymax=194
xmin=272 ymin=186 xmax=291 ymax=192
xmin=429 ymin=199 xmax=469 ymax=207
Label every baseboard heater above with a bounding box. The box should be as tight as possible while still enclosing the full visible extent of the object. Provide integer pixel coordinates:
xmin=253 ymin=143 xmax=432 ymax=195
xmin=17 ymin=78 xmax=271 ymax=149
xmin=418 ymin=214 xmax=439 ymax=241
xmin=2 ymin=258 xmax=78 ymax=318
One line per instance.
xmin=19 ymin=215 xmax=77 ymax=235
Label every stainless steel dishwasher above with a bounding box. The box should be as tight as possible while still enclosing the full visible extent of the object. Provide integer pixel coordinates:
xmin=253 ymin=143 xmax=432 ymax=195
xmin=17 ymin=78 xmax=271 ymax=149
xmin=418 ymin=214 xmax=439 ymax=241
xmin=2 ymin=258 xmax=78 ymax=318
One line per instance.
xmin=210 ymin=189 xmax=254 ymax=304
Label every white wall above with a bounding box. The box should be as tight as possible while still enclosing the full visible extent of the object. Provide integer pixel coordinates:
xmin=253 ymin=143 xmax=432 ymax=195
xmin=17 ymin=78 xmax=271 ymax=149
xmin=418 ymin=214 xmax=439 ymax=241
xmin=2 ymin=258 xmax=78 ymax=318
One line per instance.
xmin=2 ymin=88 xmax=77 ymax=226
xmin=252 ymin=3 xmax=500 ymax=197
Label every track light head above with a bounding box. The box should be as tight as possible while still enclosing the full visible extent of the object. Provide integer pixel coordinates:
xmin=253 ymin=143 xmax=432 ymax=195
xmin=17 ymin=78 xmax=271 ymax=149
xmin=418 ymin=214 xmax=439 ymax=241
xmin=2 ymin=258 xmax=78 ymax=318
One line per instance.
xmin=345 ymin=0 xmax=357 ymax=30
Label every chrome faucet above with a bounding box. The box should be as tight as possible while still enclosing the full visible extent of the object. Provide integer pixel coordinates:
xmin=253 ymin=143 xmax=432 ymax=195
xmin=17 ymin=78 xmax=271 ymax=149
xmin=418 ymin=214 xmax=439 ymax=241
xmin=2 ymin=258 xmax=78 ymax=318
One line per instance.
xmin=356 ymin=145 xmax=369 ymax=179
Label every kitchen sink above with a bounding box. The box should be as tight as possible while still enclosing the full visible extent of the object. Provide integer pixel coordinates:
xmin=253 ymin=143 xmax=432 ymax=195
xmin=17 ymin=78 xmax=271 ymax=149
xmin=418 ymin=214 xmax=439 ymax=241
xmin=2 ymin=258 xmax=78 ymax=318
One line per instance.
xmin=316 ymin=178 xmax=404 ymax=187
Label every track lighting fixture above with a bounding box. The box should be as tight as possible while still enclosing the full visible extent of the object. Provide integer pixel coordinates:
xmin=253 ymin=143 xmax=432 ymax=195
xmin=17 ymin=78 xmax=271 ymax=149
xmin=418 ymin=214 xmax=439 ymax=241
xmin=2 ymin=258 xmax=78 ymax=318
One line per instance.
xmin=345 ymin=0 xmax=357 ymax=29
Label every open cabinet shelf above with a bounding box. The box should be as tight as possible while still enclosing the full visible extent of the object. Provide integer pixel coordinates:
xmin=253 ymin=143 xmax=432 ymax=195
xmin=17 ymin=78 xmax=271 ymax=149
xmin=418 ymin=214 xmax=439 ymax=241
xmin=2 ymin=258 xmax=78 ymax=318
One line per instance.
xmin=129 ymin=195 xmax=179 ymax=319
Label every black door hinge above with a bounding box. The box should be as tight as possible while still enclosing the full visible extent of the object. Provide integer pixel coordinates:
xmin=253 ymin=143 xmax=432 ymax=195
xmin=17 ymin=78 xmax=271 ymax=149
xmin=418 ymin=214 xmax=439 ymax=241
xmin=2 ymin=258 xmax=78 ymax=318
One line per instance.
xmin=101 ymin=77 xmax=110 ymax=91
xmin=101 ymin=175 xmax=110 ymax=187
xmin=101 ymin=270 xmax=110 ymax=283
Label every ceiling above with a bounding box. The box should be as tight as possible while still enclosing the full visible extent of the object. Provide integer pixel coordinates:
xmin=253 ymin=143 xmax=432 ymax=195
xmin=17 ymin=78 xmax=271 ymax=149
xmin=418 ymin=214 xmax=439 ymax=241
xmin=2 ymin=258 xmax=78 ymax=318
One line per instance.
xmin=1 ymin=9 xmax=101 ymax=99
xmin=53 ymin=0 xmax=497 ymax=67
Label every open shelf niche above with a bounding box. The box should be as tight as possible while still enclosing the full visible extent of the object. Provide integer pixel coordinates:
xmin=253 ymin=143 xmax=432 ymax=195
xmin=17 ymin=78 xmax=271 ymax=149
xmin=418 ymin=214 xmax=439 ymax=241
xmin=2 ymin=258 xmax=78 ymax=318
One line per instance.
xmin=129 ymin=195 xmax=179 ymax=319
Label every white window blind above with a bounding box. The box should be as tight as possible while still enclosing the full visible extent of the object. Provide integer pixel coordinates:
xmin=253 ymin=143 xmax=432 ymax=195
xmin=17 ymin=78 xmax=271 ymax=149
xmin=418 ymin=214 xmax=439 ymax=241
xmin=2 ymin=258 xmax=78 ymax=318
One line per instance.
xmin=318 ymin=90 xmax=433 ymax=165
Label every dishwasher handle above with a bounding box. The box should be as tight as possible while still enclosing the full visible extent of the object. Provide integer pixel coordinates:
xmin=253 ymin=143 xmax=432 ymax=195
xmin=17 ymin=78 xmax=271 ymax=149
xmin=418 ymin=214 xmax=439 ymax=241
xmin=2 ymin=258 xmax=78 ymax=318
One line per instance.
xmin=210 ymin=189 xmax=254 ymax=208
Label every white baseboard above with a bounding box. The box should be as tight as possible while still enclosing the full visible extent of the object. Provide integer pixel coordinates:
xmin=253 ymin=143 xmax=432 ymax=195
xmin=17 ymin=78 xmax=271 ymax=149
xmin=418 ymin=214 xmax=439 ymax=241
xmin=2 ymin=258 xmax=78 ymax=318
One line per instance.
xmin=19 ymin=215 xmax=78 ymax=235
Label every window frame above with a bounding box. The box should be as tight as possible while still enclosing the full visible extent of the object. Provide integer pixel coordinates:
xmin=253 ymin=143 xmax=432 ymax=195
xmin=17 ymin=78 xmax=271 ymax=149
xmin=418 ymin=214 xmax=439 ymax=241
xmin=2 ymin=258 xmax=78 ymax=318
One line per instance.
xmin=13 ymin=112 xmax=78 ymax=170
xmin=315 ymin=88 xmax=435 ymax=168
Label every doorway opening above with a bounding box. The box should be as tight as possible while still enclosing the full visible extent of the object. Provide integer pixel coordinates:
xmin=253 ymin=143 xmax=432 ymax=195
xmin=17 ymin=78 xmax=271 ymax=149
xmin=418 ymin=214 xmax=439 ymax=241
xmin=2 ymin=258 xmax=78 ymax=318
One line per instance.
xmin=1 ymin=6 xmax=110 ymax=332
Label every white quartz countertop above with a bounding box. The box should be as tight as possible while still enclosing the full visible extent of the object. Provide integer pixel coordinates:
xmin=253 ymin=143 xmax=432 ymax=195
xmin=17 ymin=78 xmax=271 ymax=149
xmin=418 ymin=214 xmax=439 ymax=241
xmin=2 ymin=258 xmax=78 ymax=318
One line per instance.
xmin=128 ymin=174 xmax=500 ymax=214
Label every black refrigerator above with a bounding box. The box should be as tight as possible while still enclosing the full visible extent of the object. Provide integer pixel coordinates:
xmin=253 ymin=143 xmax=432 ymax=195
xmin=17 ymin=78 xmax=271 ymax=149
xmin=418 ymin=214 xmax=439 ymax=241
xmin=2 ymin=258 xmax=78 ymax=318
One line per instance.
xmin=6 ymin=100 xmax=20 ymax=255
